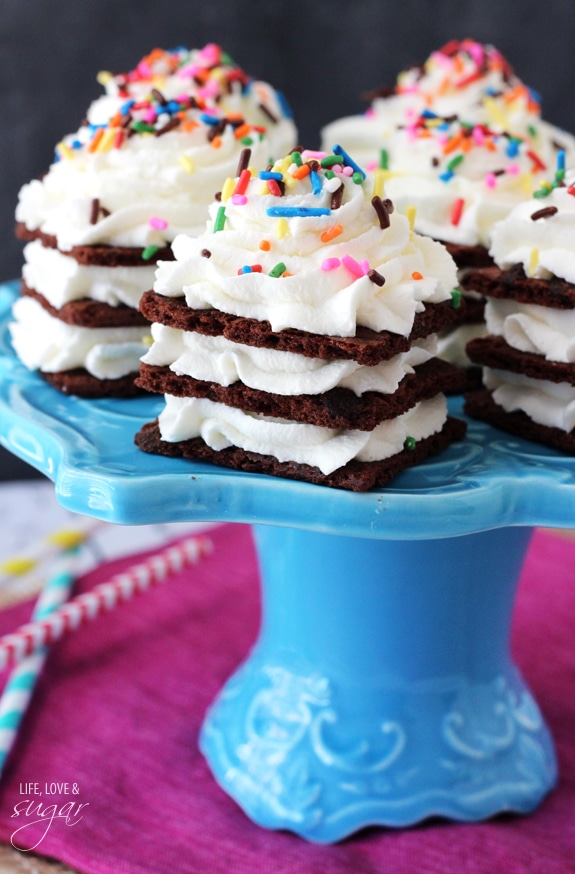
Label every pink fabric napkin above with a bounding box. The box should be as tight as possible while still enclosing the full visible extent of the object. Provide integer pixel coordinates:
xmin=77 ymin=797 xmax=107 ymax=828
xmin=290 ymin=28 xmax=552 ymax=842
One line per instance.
xmin=0 ymin=523 xmax=573 ymax=874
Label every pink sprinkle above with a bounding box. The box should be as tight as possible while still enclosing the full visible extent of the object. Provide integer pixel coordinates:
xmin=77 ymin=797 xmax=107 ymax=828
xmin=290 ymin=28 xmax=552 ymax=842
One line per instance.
xmin=231 ymin=194 xmax=248 ymax=205
xmin=143 ymin=108 xmax=157 ymax=124
xmin=149 ymin=217 xmax=168 ymax=229
xmin=366 ymin=160 xmax=377 ymax=171
xmin=507 ymin=164 xmax=520 ymax=175
xmin=333 ymin=164 xmax=343 ymax=174
xmin=321 ymin=258 xmax=341 ymax=271
xmin=198 ymin=79 xmax=220 ymax=99
xmin=199 ymin=43 xmax=220 ymax=65
xmin=177 ymin=63 xmax=201 ymax=79
xmin=365 ymin=108 xmax=375 ymax=118
xmin=405 ymin=107 xmax=417 ymax=121
xmin=472 ymin=126 xmax=485 ymax=146
xmin=342 ymin=166 xmax=353 ymax=177
xmin=437 ymin=134 xmax=449 ymax=146
xmin=360 ymin=259 xmax=370 ymax=275
xmin=485 ymin=173 xmax=497 ymax=189
xmin=341 ymin=254 xmax=364 ymax=277
xmin=137 ymin=61 xmax=153 ymax=79
xmin=302 ymin=149 xmax=328 ymax=160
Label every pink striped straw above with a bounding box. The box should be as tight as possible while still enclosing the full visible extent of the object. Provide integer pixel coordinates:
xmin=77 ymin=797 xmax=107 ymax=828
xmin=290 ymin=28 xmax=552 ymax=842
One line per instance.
xmin=0 ymin=534 xmax=213 ymax=671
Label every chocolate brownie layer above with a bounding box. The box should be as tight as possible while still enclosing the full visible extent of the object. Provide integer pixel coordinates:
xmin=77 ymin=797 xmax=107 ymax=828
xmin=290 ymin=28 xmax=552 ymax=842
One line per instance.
xmin=137 ymin=358 xmax=467 ymax=430
xmin=461 ymin=264 xmax=575 ymax=308
xmin=41 ymin=368 xmax=142 ymax=398
xmin=441 ymin=241 xmax=494 ymax=270
xmin=135 ymin=415 xmax=467 ymax=492
xmin=464 ymin=389 xmax=575 ymax=454
xmin=15 ymin=222 xmax=174 ymax=267
xmin=139 ymin=291 xmax=465 ymax=366
xmin=22 ymin=282 xmax=150 ymax=328
xmin=467 ymin=336 xmax=575 ymax=386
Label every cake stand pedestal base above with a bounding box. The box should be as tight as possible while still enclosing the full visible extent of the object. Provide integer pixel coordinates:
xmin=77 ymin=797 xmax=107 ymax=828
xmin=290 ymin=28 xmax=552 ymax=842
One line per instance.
xmin=200 ymin=524 xmax=557 ymax=843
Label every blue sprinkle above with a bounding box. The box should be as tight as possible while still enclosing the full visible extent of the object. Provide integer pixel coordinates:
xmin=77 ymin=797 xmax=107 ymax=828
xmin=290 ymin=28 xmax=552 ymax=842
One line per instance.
xmin=276 ymin=90 xmax=293 ymax=119
xmin=486 ymin=87 xmax=498 ymax=96
xmin=506 ymin=139 xmax=520 ymax=158
xmin=529 ymin=87 xmax=541 ymax=105
xmin=439 ymin=170 xmax=454 ymax=183
xmin=557 ymin=149 xmax=566 ymax=171
xmin=200 ymin=113 xmax=220 ymax=125
xmin=333 ymin=144 xmax=366 ymax=179
xmin=71 ymin=139 xmax=82 ymax=149
xmin=241 ymin=265 xmax=253 ymax=274
xmin=309 ymin=170 xmax=322 ymax=195
xmin=421 ymin=109 xmax=438 ymax=118
xmin=165 ymin=100 xmax=182 ymax=114
xmin=437 ymin=122 xmax=450 ymax=132
xmin=266 ymin=207 xmax=331 ymax=218
xmin=120 ymin=100 xmax=135 ymax=114
xmin=259 ymin=171 xmax=284 ymax=181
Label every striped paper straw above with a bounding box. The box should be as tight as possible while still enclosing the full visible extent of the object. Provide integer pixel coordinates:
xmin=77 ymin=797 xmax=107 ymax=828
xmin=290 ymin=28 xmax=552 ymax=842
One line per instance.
xmin=0 ymin=534 xmax=213 ymax=673
xmin=0 ymin=557 xmax=78 ymax=775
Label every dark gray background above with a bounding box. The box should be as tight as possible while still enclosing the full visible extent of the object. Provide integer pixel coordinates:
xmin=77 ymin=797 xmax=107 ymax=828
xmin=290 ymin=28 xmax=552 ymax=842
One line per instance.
xmin=2 ymin=0 xmax=575 ymax=479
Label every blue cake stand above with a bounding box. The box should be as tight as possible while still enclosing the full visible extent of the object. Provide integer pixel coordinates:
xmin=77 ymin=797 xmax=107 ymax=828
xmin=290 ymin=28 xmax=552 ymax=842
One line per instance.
xmin=0 ymin=279 xmax=572 ymax=842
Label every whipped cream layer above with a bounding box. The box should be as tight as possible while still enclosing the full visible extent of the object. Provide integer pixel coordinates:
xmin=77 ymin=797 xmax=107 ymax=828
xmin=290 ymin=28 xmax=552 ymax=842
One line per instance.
xmin=16 ymin=44 xmax=297 ymax=251
xmin=321 ymin=39 xmax=575 ymax=175
xmin=437 ymin=322 xmax=487 ymax=367
xmin=489 ymin=177 xmax=575 ymax=283
xmin=22 ymin=240 xmax=156 ymax=309
xmin=157 ymin=394 xmax=447 ymax=475
xmin=484 ymin=367 xmax=575 ymax=433
xmin=10 ymin=296 xmax=150 ymax=379
xmin=485 ymin=298 xmax=575 ymax=363
xmin=142 ymin=323 xmax=436 ymax=396
xmin=154 ymin=156 xmax=458 ymax=339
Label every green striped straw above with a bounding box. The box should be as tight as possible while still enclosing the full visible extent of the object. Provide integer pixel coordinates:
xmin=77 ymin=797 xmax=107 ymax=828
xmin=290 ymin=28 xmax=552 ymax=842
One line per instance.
xmin=0 ymin=555 xmax=77 ymax=776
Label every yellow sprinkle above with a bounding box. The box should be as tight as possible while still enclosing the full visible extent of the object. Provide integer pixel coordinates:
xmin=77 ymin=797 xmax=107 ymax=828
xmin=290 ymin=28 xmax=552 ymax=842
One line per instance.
xmin=141 ymin=334 xmax=154 ymax=347
xmin=274 ymin=156 xmax=292 ymax=175
xmin=0 ymin=557 xmax=37 ymax=576
xmin=221 ymin=177 xmax=236 ymax=202
xmin=282 ymin=173 xmax=296 ymax=190
xmin=98 ymin=128 xmax=117 ymax=152
xmin=259 ymin=184 xmax=268 ymax=196
xmin=96 ymin=70 xmax=113 ymax=86
xmin=484 ymin=96 xmax=509 ymax=130
xmin=275 ymin=218 xmax=289 ymax=239
xmin=56 ymin=141 xmax=74 ymax=160
xmin=46 ymin=529 xmax=88 ymax=550
xmin=528 ymin=247 xmax=539 ymax=277
xmin=406 ymin=205 xmax=417 ymax=231
xmin=519 ymin=173 xmax=534 ymax=196
xmin=372 ymin=170 xmax=386 ymax=200
xmin=179 ymin=155 xmax=195 ymax=173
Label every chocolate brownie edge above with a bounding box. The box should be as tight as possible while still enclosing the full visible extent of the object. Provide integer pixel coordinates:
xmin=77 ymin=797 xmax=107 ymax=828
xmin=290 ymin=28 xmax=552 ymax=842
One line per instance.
xmin=134 ymin=416 xmax=466 ymax=492
xmin=464 ymin=389 xmax=575 ymax=454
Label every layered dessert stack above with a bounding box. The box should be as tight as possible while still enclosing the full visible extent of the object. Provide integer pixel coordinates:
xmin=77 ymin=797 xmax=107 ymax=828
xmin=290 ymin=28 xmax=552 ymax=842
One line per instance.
xmin=135 ymin=146 xmax=467 ymax=491
xmin=321 ymin=40 xmax=575 ymax=376
xmin=464 ymin=168 xmax=575 ymax=452
xmin=11 ymin=45 xmax=297 ymax=397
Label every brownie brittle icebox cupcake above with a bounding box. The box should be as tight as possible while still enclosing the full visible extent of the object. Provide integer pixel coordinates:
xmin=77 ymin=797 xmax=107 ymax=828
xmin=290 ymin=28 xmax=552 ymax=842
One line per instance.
xmin=135 ymin=146 xmax=467 ymax=491
xmin=11 ymin=45 xmax=297 ymax=397
xmin=321 ymin=40 xmax=575 ymax=378
xmin=464 ymin=166 xmax=575 ymax=452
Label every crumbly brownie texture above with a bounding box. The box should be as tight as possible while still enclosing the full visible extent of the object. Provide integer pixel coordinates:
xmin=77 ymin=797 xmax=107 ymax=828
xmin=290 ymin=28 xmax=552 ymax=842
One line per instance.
xmin=134 ymin=416 xmax=467 ymax=492
xmin=41 ymin=368 xmax=143 ymax=398
xmin=15 ymin=222 xmax=174 ymax=267
xmin=467 ymin=336 xmax=575 ymax=385
xmin=464 ymin=389 xmax=575 ymax=454
xmin=139 ymin=290 xmax=465 ymax=366
xmin=441 ymin=241 xmax=494 ymax=270
xmin=21 ymin=282 xmax=150 ymax=328
xmin=461 ymin=264 xmax=575 ymax=309
xmin=137 ymin=357 xmax=467 ymax=430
